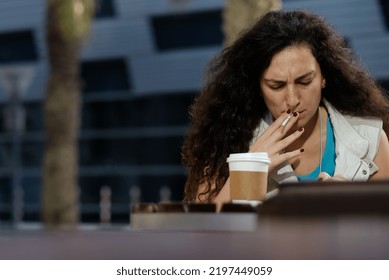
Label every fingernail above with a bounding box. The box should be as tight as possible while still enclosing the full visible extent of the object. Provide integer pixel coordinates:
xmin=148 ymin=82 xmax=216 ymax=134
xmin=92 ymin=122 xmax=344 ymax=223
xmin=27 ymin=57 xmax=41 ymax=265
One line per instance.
xmin=293 ymin=112 xmax=298 ymax=117
xmin=298 ymin=127 xmax=304 ymax=132
xmin=300 ymin=148 xmax=304 ymax=152
xmin=286 ymin=109 xmax=291 ymax=114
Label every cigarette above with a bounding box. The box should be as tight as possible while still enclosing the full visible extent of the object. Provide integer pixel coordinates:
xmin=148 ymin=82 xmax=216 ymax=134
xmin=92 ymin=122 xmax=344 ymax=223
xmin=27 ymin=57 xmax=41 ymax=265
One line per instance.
xmin=281 ymin=113 xmax=293 ymax=127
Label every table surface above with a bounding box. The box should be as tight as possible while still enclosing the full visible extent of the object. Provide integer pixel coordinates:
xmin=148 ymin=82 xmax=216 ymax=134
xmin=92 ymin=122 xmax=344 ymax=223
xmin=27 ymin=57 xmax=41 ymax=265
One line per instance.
xmin=0 ymin=216 xmax=388 ymax=260
xmin=2 ymin=181 xmax=389 ymax=260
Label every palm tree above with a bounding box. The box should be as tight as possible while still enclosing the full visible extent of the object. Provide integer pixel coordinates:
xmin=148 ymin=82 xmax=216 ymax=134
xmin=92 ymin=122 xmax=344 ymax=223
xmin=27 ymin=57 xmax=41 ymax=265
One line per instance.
xmin=43 ymin=0 xmax=94 ymax=228
xmin=223 ymin=0 xmax=281 ymax=46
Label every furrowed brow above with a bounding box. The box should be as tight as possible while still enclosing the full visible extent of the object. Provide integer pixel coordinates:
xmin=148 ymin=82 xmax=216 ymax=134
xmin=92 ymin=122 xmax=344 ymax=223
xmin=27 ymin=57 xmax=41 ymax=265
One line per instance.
xmin=295 ymin=71 xmax=315 ymax=81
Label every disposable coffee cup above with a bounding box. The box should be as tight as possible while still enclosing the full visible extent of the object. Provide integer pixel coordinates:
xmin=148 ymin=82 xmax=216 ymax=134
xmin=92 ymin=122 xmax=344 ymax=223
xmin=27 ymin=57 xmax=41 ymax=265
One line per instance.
xmin=227 ymin=152 xmax=270 ymax=201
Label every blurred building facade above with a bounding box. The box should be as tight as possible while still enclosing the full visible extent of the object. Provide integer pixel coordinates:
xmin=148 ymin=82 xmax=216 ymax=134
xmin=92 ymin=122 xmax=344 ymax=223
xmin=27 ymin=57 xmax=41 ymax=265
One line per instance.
xmin=0 ymin=0 xmax=388 ymax=223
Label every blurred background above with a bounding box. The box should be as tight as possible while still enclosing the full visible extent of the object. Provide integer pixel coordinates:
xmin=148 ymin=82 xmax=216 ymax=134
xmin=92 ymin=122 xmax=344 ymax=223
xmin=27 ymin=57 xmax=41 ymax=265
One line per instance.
xmin=0 ymin=0 xmax=388 ymax=225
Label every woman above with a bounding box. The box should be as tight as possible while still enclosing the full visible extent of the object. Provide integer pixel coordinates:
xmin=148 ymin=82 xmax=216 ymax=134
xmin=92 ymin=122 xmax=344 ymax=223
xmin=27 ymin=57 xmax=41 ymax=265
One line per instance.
xmin=181 ymin=10 xmax=389 ymax=205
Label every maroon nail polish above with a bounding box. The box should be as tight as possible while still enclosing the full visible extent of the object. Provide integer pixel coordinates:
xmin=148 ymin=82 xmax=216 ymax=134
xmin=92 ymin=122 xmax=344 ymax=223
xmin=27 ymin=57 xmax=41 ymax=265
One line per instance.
xmin=300 ymin=148 xmax=304 ymax=152
xmin=293 ymin=112 xmax=298 ymax=117
xmin=286 ymin=109 xmax=291 ymax=114
xmin=298 ymin=127 xmax=304 ymax=132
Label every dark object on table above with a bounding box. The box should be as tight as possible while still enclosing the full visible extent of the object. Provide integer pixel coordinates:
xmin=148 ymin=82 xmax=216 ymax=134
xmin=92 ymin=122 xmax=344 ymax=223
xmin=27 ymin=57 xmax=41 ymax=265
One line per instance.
xmin=258 ymin=180 xmax=389 ymax=217
xmin=131 ymin=203 xmax=156 ymax=213
xmin=154 ymin=202 xmax=186 ymax=213
xmin=185 ymin=203 xmax=216 ymax=212
xmin=221 ymin=203 xmax=257 ymax=213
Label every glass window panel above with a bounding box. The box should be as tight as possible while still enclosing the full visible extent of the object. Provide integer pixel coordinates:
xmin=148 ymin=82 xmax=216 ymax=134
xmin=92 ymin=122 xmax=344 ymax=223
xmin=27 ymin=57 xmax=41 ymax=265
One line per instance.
xmin=0 ymin=30 xmax=38 ymax=63
xmin=81 ymin=58 xmax=130 ymax=93
xmin=151 ymin=9 xmax=223 ymax=51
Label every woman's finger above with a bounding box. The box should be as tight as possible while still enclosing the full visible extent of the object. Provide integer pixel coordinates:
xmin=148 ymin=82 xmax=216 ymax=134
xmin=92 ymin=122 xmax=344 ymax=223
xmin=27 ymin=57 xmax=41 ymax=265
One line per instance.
xmin=318 ymin=172 xmax=348 ymax=182
xmin=278 ymin=126 xmax=304 ymax=148
xmin=251 ymin=115 xmax=301 ymax=153
xmin=260 ymin=111 xmax=299 ymax=140
xmin=318 ymin=172 xmax=331 ymax=181
xmin=265 ymin=126 xmax=305 ymax=155
xmin=269 ymin=148 xmax=304 ymax=171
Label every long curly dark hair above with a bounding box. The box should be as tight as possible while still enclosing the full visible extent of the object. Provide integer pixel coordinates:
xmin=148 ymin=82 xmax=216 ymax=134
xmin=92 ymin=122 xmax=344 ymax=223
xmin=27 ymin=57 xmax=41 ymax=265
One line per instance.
xmin=181 ymin=10 xmax=389 ymax=202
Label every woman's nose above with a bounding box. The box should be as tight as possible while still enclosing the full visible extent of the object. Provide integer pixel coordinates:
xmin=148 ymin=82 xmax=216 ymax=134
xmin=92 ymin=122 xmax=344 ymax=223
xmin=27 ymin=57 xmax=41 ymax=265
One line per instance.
xmin=286 ymin=85 xmax=300 ymax=109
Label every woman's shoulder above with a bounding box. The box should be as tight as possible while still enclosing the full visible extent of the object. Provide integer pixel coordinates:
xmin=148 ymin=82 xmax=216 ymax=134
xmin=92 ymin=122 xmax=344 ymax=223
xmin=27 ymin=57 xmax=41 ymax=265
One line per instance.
xmin=338 ymin=111 xmax=382 ymax=130
xmin=324 ymin=100 xmax=382 ymax=130
xmin=325 ymin=100 xmax=382 ymax=159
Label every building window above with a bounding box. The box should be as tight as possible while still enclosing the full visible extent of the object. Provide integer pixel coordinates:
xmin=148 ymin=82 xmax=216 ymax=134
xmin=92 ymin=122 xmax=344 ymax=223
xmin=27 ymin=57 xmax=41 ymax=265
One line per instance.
xmin=82 ymin=93 xmax=194 ymax=129
xmin=79 ymin=137 xmax=184 ymax=165
xmin=151 ymin=9 xmax=223 ymax=51
xmin=380 ymin=0 xmax=389 ymax=30
xmin=0 ymin=30 xmax=38 ymax=63
xmin=94 ymin=0 xmax=115 ymax=18
xmin=24 ymin=102 xmax=43 ymax=131
xmin=81 ymin=58 xmax=130 ymax=93
xmin=0 ymin=177 xmax=12 ymax=220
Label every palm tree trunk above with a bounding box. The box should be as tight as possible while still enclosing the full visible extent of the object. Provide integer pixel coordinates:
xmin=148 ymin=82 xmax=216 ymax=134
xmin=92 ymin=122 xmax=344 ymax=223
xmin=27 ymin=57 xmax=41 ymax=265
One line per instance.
xmin=43 ymin=0 xmax=94 ymax=228
xmin=223 ymin=0 xmax=282 ymax=46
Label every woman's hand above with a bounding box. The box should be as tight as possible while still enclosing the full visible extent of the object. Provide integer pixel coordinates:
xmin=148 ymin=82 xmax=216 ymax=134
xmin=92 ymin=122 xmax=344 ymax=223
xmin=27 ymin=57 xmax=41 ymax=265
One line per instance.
xmin=318 ymin=172 xmax=348 ymax=181
xmin=249 ymin=111 xmax=304 ymax=172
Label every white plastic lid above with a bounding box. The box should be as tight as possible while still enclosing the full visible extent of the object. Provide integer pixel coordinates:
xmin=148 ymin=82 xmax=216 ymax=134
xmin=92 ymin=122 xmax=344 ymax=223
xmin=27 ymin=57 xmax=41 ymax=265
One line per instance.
xmin=226 ymin=152 xmax=270 ymax=164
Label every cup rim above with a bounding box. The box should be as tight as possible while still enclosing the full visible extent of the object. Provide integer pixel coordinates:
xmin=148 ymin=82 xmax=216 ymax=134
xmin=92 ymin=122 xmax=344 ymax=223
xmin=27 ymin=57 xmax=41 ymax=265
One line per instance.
xmin=227 ymin=152 xmax=270 ymax=163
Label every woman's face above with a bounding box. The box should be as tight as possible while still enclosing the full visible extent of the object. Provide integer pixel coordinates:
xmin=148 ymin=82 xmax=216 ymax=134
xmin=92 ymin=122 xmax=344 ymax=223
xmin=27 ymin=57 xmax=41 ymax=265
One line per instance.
xmin=259 ymin=45 xmax=323 ymax=128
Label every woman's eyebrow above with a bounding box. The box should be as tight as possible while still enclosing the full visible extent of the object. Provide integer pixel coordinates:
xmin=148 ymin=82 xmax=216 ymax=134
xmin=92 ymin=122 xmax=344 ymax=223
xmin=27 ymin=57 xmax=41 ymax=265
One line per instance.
xmin=264 ymin=71 xmax=315 ymax=83
xmin=295 ymin=71 xmax=315 ymax=81
xmin=264 ymin=78 xmax=284 ymax=83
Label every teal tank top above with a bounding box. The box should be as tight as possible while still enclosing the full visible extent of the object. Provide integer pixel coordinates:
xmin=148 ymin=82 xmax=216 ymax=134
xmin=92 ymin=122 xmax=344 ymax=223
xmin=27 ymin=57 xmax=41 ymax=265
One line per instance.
xmin=297 ymin=116 xmax=336 ymax=181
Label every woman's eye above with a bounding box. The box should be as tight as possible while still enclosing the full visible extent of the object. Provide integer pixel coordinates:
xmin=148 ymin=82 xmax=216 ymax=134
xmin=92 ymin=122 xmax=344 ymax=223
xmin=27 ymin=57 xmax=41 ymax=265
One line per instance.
xmin=269 ymin=84 xmax=284 ymax=90
xmin=300 ymin=81 xmax=312 ymax=86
